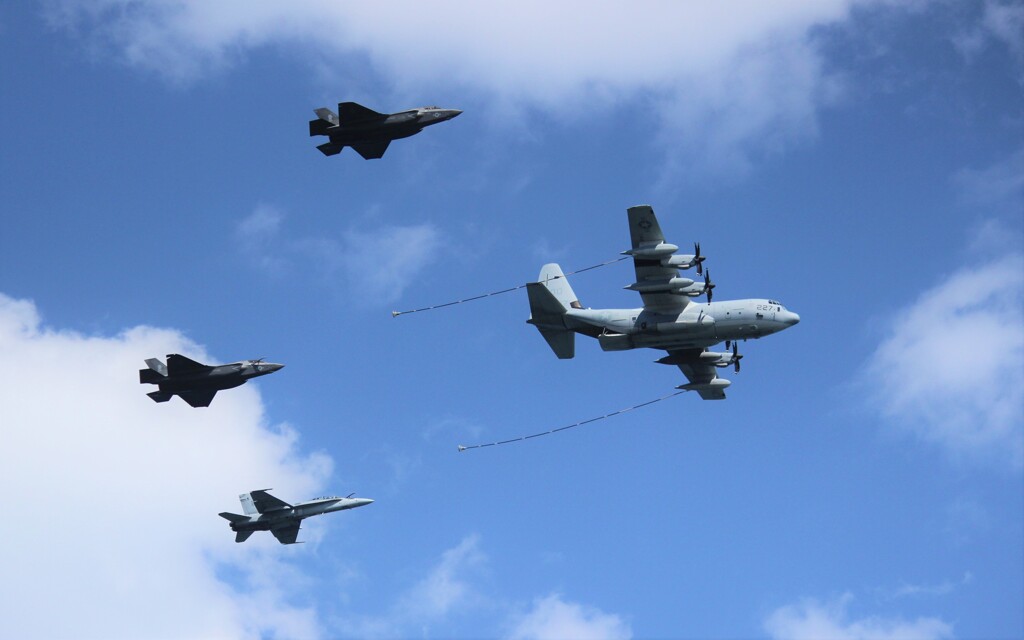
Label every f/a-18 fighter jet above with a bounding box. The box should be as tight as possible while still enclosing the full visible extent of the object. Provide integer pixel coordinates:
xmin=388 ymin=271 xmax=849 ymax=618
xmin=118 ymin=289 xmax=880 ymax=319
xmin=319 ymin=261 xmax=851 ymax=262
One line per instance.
xmin=219 ymin=490 xmax=374 ymax=544
xmin=527 ymin=205 xmax=800 ymax=399
xmin=309 ymin=101 xmax=461 ymax=159
xmin=139 ymin=354 xmax=284 ymax=407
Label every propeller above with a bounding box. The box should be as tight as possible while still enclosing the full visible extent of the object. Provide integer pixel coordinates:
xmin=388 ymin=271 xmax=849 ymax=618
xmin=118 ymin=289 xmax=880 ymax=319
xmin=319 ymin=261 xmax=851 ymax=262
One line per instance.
xmin=732 ymin=342 xmax=743 ymax=373
xmin=693 ymin=242 xmax=705 ymax=275
xmin=703 ymin=270 xmax=716 ymax=303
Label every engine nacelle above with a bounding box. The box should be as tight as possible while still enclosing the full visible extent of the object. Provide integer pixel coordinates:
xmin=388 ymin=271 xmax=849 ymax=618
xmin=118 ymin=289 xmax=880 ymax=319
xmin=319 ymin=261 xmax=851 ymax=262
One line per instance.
xmin=598 ymin=333 xmax=634 ymax=351
xmin=698 ymin=351 xmax=730 ymax=364
xmin=661 ymin=254 xmax=697 ymax=269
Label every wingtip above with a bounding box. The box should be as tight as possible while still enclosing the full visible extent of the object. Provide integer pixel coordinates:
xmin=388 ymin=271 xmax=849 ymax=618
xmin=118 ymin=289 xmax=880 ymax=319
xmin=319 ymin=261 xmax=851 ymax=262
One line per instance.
xmin=457 ymin=445 xmax=466 ymax=452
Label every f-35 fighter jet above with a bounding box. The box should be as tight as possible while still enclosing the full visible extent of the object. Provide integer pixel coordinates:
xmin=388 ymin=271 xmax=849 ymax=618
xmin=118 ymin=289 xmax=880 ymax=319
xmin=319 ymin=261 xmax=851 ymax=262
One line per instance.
xmin=139 ymin=354 xmax=284 ymax=407
xmin=309 ymin=101 xmax=461 ymax=159
xmin=219 ymin=490 xmax=374 ymax=544
xmin=527 ymin=205 xmax=800 ymax=399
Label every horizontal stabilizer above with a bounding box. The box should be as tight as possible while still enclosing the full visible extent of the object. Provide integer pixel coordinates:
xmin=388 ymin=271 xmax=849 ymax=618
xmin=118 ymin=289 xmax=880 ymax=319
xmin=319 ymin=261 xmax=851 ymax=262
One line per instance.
xmin=313 ymin=107 xmax=339 ymax=126
xmin=309 ymin=118 xmax=334 ymax=137
xmin=539 ymin=328 xmax=575 ymax=359
xmin=235 ymin=530 xmax=254 ymax=543
xmin=147 ymin=390 xmax=173 ymax=403
xmin=338 ymin=101 xmax=386 ymax=123
xmin=218 ymin=512 xmax=248 ymax=523
xmin=317 ymin=142 xmax=343 ymax=156
xmin=139 ymin=369 xmax=164 ymax=384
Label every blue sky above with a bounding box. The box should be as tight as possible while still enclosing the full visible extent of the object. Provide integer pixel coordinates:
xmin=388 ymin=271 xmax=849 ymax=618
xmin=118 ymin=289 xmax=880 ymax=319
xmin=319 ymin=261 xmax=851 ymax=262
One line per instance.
xmin=1 ymin=1 xmax=1022 ymax=638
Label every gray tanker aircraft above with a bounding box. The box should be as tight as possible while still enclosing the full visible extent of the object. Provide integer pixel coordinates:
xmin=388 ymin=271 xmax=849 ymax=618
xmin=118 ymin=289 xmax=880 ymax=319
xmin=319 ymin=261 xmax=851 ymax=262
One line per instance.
xmin=309 ymin=101 xmax=461 ymax=159
xmin=139 ymin=354 xmax=284 ymax=407
xmin=219 ymin=490 xmax=374 ymax=544
xmin=527 ymin=205 xmax=799 ymax=399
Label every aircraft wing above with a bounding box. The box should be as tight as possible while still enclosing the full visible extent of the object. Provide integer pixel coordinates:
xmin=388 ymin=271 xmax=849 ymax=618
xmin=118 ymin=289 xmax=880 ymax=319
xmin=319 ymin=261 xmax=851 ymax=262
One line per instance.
xmin=665 ymin=349 xmax=727 ymax=400
xmin=249 ymin=490 xmax=292 ymax=514
xmin=271 ymin=522 xmax=301 ymax=545
xmin=627 ymin=206 xmax=691 ymax=313
xmin=338 ymin=101 xmax=387 ymax=123
xmin=179 ymin=390 xmax=217 ymax=408
xmin=166 ymin=354 xmax=212 ymax=376
xmin=351 ymin=140 xmax=391 ymax=160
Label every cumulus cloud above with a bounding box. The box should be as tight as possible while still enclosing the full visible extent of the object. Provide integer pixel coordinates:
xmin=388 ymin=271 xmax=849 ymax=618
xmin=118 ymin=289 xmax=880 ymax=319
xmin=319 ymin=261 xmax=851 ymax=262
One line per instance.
xmin=339 ymin=534 xmax=488 ymax=637
xmin=233 ymin=206 xmax=441 ymax=305
xmin=764 ymin=593 xmax=953 ymax=640
xmin=507 ymin=594 xmax=632 ymax=640
xmin=863 ymin=253 xmax=1024 ymax=469
xmin=0 ymin=292 xmax=332 ymax=639
xmin=43 ymin=0 xmax=927 ymax=176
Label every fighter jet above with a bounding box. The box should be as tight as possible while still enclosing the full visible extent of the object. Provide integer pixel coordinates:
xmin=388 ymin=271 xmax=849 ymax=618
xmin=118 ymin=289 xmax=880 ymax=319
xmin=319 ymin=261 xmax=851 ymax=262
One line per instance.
xmin=139 ymin=354 xmax=284 ymax=407
xmin=309 ymin=101 xmax=461 ymax=159
xmin=527 ymin=205 xmax=800 ymax=399
xmin=219 ymin=490 xmax=374 ymax=544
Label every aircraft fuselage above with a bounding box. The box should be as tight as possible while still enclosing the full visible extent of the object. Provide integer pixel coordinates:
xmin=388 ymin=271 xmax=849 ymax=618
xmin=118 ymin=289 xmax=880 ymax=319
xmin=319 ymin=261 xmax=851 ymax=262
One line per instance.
xmin=567 ymin=298 xmax=800 ymax=352
xmin=226 ymin=497 xmax=374 ymax=533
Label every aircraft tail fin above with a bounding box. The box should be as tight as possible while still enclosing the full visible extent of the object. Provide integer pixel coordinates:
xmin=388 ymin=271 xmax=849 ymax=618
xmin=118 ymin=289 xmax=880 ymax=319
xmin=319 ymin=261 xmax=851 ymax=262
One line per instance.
xmin=218 ymin=512 xmax=248 ymax=523
xmin=147 ymin=390 xmax=173 ymax=403
xmin=312 ymin=107 xmax=340 ymax=127
xmin=526 ymin=264 xmax=581 ymax=360
xmin=239 ymin=493 xmax=259 ymax=516
xmin=235 ymin=530 xmax=255 ymax=543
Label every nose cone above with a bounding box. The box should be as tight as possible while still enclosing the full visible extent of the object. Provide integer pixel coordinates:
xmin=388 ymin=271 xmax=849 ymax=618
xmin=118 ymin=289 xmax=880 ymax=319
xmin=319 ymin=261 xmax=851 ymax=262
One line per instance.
xmin=349 ymin=498 xmax=374 ymax=509
xmin=266 ymin=363 xmax=285 ymax=372
xmin=784 ymin=312 xmax=800 ymax=326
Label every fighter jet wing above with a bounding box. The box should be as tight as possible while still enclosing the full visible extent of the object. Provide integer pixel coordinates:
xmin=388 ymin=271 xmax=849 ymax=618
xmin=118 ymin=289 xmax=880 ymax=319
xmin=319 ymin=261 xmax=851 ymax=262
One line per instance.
xmin=338 ymin=101 xmax=387 ymax=123
xmin=271 ymin=523 xmax=301 ymax=545
xmin=627 ymin=206 xmax=691 ymax=313
xmin=350 ymin=140 xmax=391 ymax=160
xmin=665 ymin=349 xmax=727 ymax=400
xmin=249 ymin=490 xmax=292 ymax=514
xmin=179 ymin=390 xmax=217 ymax=408
xmin=166 ymin=354 xmax=212 ymax=376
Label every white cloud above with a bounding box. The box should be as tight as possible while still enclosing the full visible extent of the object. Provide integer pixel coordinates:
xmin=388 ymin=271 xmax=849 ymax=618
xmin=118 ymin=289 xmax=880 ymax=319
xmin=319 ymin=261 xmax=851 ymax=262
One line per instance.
xmin=507 ymin=594 xmax=632 ymax=640
xmin=235 ymin=203 xmax=289 ymax=274
xmin=764 ymin=593 xmax=953 ymax=640
xmin=0 ymin=292 xmax=332 ymax=639
xmin=43 ymin=0 xmax=928 ymax=177
xmin=863 ymin=253 xmax=1024 ymax=469
xmin=336 ymin=223 xmax=442 ymax=304
xmin=339 ymin=534 xmax=488 ymax=637
xmin=233 ymin=206 xmax=442 ymax=305
xmin=955 ymin=147 xmax=1024 ymax=214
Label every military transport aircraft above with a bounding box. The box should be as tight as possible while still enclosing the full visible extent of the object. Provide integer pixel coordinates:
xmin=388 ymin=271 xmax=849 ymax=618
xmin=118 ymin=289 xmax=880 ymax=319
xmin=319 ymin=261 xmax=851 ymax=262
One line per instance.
xmin=527 ymin=205 xmax=799 ymax=399
xmin=219 ymin=490 xmax=374 ymax=544
xmin=139 ymin=354 xmax=284 ymax=407
xmin=309 ymin=101 xmax=461 ymax=159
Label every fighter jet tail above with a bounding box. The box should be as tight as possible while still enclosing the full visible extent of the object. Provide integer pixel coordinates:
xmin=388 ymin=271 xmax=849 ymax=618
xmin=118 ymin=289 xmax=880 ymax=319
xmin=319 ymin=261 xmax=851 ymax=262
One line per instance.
xmin=219 ymin=512 xmax=248 ymax=523
xmin=526 ymin=264 xmax=581 ymax=359
xmin=234 ymin=530 xmax=254 ymax=543
xmin=139 ymin=369 xmax=164 ymax=384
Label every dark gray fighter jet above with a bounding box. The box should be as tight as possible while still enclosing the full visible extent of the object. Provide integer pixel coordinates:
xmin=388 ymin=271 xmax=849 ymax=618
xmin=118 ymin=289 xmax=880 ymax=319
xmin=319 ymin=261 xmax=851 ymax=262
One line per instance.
xmin=220 ymin=490 xmax=374 ymax=544
xmin=309 ymin=101 xmax=461 ymax=159
xmin=139 ymin=354 xmax=284 ymax=407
